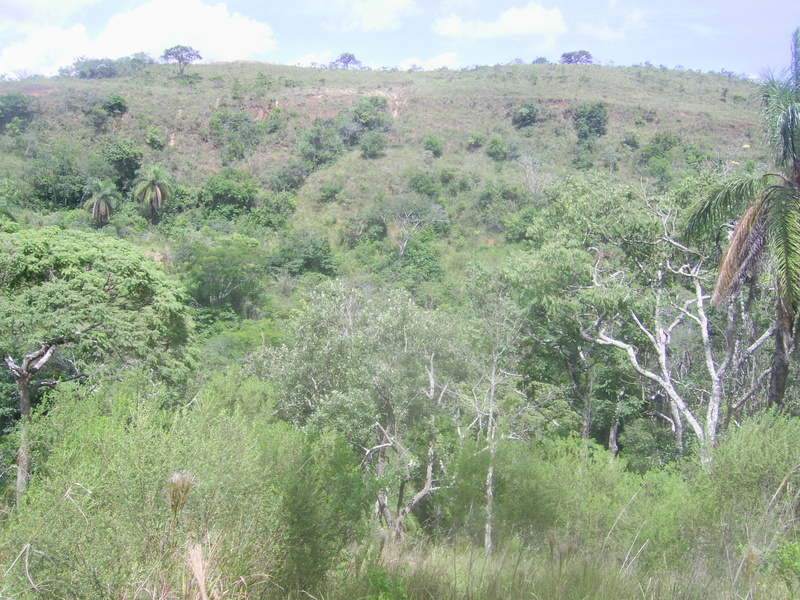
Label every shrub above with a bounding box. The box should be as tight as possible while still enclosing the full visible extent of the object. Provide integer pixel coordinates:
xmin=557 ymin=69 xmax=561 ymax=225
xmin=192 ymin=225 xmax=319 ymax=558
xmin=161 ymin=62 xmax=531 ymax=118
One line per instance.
xmin=0 ymin=94 xmax=34 ymax=133
xmin=572 ymin=102 xmax=608 ymax=143
xmin=201 ymin=168 xmax=259 ymax=212
xmin=145 ymin=125 xmax=166 ymax=150
xmin=102 ymin=93 xmax=128 ymax=116
xmin=360 ymin=131 xmax=387 ymax=158
xmin=423 ymin=136 xmax=444 ymax=157
xmin=466 ymin=132 xmax=485 ymax=151
xmin=512 ymin=102 xmax=539 ymax=128
xmin=486 ymin=136 xmax=509 ymax=161
xmin=297 ymin=118 xmax=344 ymax=167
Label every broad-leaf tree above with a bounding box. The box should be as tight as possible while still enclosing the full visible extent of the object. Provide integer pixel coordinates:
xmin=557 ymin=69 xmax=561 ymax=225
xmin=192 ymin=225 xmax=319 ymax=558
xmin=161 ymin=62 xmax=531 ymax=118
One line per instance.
xmin=161 ymin=45 xmax=201 ymax=76
xmin=245 ymin=284 xmax=466 ymax=541
xmin=683 ymin=27 xmax=800 ymax=407
xmin=0 ymin=228 xmax=194 ymax=503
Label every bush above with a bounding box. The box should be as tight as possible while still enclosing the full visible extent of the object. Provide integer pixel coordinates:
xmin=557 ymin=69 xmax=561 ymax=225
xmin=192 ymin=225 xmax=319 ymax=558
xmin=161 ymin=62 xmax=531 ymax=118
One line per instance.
xmin=572 ymin=102 xmax=608 ymax=143
xmin=423 ymin=136 xmax=444 ymax=157
xmin=1 ymin=371 xmax=366 ymax=597
xmin=0 ymin=94 xmax=34 ymax=133
xmin=360 ymin=130 xmax=387 ymax=158
xmin=201 ymin=167 xmax=259 ymax=212
xmin=486 ymin=136 xmax=510 ymax=161
xmin=512 ymin=102 xmax=539 ymax=128
xmin=297 ymin=118 xmax=344 ymax=167
xmin=466 ymin=132 xmax=485 ymax=151
xmin=102 ymin=93 xmax=128 ymax=116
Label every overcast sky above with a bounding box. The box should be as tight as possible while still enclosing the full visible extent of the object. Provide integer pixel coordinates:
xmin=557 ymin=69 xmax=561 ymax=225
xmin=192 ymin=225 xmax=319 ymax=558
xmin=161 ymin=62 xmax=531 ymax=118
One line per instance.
xmin=0 ymin=0 xmax=797 ymax=78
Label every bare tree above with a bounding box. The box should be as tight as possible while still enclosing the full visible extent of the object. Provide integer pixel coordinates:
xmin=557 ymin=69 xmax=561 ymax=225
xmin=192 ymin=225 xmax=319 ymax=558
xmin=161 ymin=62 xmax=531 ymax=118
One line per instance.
xmin=582 ymin=209 xmax=774 ymax=464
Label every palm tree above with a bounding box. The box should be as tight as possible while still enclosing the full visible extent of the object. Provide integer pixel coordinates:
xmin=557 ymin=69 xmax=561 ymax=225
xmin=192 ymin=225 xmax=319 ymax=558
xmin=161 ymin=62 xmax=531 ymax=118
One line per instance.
xmin=684 ymin=27 xmax=800 ymax=407
xmin=83 ymin=178 xmax=121 ymax=226
xmin=132 ymin=164 xmax=174 ymax=213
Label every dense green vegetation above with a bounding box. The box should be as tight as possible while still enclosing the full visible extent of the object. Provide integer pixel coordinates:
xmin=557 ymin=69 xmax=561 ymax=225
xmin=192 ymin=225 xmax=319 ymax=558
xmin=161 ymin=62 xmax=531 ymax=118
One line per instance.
xmin=1 ymin=38 xmax=800 ymax=597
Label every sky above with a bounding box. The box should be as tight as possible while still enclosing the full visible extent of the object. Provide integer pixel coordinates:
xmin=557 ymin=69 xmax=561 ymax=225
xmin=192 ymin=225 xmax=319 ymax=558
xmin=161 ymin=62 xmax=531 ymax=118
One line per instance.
xmin=0 ymin=0 xmax=797 ymax=79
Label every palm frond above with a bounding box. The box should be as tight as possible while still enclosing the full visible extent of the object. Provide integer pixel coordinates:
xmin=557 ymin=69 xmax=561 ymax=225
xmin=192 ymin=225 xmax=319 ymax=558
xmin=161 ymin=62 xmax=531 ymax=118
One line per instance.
xmin=762 ymin=74 xmax=800 ymax=177
xmin=765 ymin=184 xmax=800 ymax=308
xmin=682 ymin=173 xmax=775 ymax=240
xmin=791 ymin=26 xmax=800 ymax=93
xmin=712 ymin=194 xmax=768 ymax=304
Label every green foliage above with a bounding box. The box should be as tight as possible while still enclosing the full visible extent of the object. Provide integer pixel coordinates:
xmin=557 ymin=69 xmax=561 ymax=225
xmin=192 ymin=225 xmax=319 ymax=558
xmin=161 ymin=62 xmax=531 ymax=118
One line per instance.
xmin=466 ymin=131 xmax=485 ymax=151
xmin=176 ymin=233 xmax=268 ymax=317
xmin=102 ymin=93 xmax=128 ymax=116
xmin=572 ymin=102 xmax=608 ymax=143
xmin=0 ymin=368 xmax=367 ymax=596
xmin=423 ymin=135 xmax=444 ymax=157
xmin=161 ymin=45 xmax=202 ymax=76
xmin=25 ymin=145 xmax=95 ymax=208
xmin=351 ymin=95 xmax=391 ymax=132
xmin=486 ymin=136 xmax=509 ymax=161
xmin=766 ymin=540 xmax=800 ymax=595
xmin=248 ymin=191 xmax=296 ymax=228
xmin=512 ymin=102 xmax=538 ymax=128
xmin=268 ymin=230 xmax=337 ymax=277
xmin=280 ymin=431 xmax=368 ymax=590
xmin=132 ymin=163 xmax=174 ymax=214
xmin=58 ymin=53 xmax=155 ymax=78
xmin=82 ymin=178 xmax=121 ymax=226
xmin=207 ymin=108 xmax=262 ymax=162
xmin=201 ymin=167 xmax=259 ymax=212
xmin=297 ymin=118 xmax=345 ymax=167
xmin=0 ymin=93 xmax=33 ymax=133
xmin=145 ymin=125 xmax=166 ymax=150
xmin=0 ymin=228 xmax=194 ymax=391
xmin=102 ymin=139 xmax=143 ymax=189
xmin=360 ymin=130 xmax=387 ymax=158
xmin=408 ymin=170 xmax=441 ymax=198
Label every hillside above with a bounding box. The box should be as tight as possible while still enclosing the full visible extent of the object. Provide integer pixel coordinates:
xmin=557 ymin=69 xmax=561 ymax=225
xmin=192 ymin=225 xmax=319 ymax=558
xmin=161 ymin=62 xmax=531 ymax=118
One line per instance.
xmin=5 ymin=59 xmax=800 ymax=599
xmin=0 ymin=61 xmax=762 ymax=300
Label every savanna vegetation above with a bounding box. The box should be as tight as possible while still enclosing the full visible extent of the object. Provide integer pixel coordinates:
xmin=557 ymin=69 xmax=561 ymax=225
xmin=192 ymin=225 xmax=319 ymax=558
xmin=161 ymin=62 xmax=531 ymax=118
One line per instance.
xmin=1 ymin=33 xmax=800 ymax=598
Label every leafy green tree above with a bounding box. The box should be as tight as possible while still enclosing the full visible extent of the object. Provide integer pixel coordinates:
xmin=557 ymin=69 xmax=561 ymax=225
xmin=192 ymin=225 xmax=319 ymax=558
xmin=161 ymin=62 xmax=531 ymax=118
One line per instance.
xmin=0 ymin=93 xmax=33 ymax=133
xmin=161 ymin=45 xmax=202 ymax=76
xmin=132 ymin=163 xmax=174 ymax=214
xmin=486 ymin=136 xmax=510 ymax=161
xmin=0 ymin=228 xmax=194 ymax=503
xmin=82 ymin=178 xmax=121 ymax=226
xmin=102 ymin=139 xmax=143 ymax=190
xmin=683 ymin=27 xmax=800 ymax=407
xmin=245 ymin=284 xmax=466 ymax=540
xmin=176 ymin=233 xmax=268 ymax=317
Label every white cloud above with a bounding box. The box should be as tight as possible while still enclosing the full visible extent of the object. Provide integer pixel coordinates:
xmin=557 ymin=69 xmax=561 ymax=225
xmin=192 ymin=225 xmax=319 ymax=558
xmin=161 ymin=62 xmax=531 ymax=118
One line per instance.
xmin=398 ymin=52 xmax=460 ymax=70
xmin=579 ymin=11 xmax=646 ymax=42
xmin=0 ymin=24 xmax=91 ymax=76
xmin=338 ymin=0 xmax=416 ymax=32
xmin=433 ymin=2 xmax=566 ymax=39
xmin=0 ymin=0 xmax=277 ymax=76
